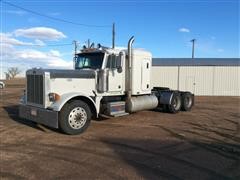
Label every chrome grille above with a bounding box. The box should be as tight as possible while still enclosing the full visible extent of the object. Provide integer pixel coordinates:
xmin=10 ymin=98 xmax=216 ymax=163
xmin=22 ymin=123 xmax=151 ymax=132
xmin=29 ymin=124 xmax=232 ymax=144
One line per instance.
xmin=27 ymin=74 xmax=44 ymax=105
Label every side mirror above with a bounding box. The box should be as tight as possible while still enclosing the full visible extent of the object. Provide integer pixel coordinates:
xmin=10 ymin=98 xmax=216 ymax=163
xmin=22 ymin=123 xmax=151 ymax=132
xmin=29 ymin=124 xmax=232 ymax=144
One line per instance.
xmin=117 ymin=67 xmax=122 ymax=73
xmin=117 ymin=52 xmax=124 ymax=73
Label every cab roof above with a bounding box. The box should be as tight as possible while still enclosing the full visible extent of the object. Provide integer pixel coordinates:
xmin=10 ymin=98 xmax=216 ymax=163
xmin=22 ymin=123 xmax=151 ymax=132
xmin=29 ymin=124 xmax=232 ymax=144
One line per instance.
xmin=77 ymin=47 xmax=151 ymax=57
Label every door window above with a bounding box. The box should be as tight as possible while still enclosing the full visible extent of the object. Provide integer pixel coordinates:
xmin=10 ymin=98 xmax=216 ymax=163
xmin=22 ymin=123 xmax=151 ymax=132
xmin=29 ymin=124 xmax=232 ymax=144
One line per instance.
xmin=107 ymin=54 xmax=119 ymax=69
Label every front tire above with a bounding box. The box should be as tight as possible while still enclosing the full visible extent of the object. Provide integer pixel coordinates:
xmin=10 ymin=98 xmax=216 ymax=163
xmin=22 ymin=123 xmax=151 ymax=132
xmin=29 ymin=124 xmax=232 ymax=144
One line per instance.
xmin=59 ymin=100 xmax=92 ymax=135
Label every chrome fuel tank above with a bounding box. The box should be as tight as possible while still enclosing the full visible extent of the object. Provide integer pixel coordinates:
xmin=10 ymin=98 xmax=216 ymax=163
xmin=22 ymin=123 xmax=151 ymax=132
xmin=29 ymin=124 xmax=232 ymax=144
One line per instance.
xmin=126 ymin=95 xmax=158 ymax=113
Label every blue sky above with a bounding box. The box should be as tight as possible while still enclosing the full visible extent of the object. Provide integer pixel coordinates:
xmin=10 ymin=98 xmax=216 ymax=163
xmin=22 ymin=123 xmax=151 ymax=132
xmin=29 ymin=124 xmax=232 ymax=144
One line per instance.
xmin=0 ymin=0 xmax=239 ymax=78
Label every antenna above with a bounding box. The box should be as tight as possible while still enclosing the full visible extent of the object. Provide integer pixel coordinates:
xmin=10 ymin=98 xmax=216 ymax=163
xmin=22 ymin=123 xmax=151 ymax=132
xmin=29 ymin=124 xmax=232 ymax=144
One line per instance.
xmin=73 ymin=40 xmax=78 ymax=68
xmin=87 ymin=39 xmax=90 ymax=48
xmin=90 ymin=43 xmax=95 ymax=48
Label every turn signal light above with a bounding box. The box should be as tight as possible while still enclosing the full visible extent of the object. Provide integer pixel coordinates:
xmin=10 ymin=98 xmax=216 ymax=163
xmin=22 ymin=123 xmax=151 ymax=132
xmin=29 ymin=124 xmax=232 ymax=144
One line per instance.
xmin=49 ymin=93 xmax=61 ymax=102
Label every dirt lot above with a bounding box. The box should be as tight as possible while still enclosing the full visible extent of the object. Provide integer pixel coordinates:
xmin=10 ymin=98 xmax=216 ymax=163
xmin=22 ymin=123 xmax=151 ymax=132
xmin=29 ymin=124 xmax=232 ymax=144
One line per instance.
xmin=0 ymin=81 xmax=240 ymax=180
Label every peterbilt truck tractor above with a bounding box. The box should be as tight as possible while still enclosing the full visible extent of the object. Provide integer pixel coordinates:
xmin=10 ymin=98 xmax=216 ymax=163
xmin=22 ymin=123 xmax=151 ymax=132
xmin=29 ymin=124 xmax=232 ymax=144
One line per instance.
xmin=19 ymin=36 xmax=194 ymax=135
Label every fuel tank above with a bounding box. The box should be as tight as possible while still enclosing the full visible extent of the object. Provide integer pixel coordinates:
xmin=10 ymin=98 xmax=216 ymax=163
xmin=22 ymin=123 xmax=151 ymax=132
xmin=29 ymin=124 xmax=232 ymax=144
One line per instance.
xmin=126 ymin=95 xmax=158 ymax=113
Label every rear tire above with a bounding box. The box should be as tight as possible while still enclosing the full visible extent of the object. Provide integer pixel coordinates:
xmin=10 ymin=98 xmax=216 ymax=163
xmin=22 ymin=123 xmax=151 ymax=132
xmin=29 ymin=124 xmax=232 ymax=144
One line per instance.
xmin=59 ymin=100 xmax=92 ymax=135
xmin=181 ymin=92 xmax=194 ymax=111
xmin=167 ymin=92 xmax=181 ymax=113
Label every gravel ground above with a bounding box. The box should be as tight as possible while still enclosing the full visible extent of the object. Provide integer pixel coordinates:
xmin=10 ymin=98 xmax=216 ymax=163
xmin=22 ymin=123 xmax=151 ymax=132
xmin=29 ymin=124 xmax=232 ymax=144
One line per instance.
xmin=0 ymin=84 xmax=240 ymax=180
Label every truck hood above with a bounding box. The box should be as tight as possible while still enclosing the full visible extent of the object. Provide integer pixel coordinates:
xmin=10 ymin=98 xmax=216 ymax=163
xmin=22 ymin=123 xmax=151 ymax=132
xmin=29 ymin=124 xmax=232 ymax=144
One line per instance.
xmin=28 ymin=69 xmax=96 ymax=79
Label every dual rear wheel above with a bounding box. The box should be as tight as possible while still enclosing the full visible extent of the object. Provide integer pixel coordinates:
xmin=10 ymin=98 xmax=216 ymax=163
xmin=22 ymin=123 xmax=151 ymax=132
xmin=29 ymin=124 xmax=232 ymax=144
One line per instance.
xmin=181 ymin=92 xmax=194 ymax=111
xmin=166 ymin=91 xmax=194 ymax=113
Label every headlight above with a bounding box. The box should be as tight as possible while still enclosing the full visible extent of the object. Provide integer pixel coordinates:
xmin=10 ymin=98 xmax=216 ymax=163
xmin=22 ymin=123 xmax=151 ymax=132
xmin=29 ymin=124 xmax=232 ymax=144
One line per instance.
xmin=49 ymin=93 xmax=61 ymax=102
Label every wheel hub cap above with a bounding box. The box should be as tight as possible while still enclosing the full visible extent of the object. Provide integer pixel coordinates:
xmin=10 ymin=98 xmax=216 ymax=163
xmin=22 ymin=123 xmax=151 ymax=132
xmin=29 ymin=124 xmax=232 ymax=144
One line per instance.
xmin=68 ymin=107 xmax=87 ymax=129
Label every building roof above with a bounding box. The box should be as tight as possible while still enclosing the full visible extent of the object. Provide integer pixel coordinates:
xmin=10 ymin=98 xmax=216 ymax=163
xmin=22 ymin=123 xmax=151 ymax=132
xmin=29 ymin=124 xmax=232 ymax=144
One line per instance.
xmin=152 ymin=58 xmax=240 ymax=66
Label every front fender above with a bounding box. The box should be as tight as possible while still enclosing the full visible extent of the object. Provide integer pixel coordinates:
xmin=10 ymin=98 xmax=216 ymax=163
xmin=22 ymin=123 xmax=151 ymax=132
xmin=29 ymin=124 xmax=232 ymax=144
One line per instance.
xmin=49 ymin=92 xmax=97 ymax=113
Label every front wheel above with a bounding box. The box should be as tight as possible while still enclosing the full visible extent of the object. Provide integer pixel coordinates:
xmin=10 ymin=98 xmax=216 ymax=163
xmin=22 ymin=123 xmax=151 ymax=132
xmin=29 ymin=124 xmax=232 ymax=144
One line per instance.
xmin=59 ymin=100 xmax=92 ymax=135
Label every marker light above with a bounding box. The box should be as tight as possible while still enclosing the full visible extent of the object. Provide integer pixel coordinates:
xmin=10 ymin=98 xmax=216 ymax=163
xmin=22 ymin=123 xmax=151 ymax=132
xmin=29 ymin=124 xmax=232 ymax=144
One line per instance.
xmin=49 ymin=93 xmax=61 ymax=102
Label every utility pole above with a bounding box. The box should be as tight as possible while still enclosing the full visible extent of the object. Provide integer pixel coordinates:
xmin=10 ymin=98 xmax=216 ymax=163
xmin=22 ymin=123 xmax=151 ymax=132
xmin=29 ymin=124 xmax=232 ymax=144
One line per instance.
xmin=73 ymin=40 xmax=78 ymax=68
xmin=112 ymin=22 xmax=115 ymax=49
xmin=190 ymin=39 xmax=196 ymax=59
xmin=0 ymin=0 xmax=2 ymax=79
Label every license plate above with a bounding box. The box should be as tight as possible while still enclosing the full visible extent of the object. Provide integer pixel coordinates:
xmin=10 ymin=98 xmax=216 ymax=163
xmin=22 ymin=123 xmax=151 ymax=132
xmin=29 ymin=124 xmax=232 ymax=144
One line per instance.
xmin=31 ymin=109 xmax=37 ymax=116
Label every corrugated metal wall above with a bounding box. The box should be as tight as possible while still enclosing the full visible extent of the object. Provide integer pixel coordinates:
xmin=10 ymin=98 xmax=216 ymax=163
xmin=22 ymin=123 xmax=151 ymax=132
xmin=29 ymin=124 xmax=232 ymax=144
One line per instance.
xmin=151 ymin=66 xmax=240 ymax=96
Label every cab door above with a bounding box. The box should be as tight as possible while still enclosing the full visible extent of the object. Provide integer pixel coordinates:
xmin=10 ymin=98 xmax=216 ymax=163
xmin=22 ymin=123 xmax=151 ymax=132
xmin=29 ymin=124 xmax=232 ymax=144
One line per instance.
xmin=107 ymin=53 xmax=124 ymax=92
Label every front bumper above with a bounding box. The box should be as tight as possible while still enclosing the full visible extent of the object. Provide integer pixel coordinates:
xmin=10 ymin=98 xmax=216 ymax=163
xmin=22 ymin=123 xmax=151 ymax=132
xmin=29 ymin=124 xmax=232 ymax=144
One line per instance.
xmin=19 ymin=104 xmax=58 ymax=128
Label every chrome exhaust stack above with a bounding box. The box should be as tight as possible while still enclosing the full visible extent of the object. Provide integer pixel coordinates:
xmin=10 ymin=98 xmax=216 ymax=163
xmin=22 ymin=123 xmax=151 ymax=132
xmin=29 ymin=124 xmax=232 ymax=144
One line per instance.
xmin=127 ymin=36 xmax=135 ymax=100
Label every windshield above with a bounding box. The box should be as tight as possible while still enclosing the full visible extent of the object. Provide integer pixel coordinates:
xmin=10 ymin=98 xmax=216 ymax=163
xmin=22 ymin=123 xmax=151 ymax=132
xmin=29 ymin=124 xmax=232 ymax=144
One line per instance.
xmin=75 ymin=52 xmax=104 ymax=70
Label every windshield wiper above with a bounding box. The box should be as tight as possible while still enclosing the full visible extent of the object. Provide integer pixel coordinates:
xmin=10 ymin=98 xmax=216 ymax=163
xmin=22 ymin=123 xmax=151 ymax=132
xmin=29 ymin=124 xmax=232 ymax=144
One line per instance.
xmin=76 ymin=66 xmax=94 ymax=69
xmin=83 ymin=66 xmax=92 ymax=68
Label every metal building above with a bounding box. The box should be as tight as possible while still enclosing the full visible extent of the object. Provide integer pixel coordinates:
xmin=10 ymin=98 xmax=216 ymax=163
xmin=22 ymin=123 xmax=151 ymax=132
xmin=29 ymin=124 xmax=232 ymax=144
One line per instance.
xmin=151 ymin=58 xmax=240 ymax=96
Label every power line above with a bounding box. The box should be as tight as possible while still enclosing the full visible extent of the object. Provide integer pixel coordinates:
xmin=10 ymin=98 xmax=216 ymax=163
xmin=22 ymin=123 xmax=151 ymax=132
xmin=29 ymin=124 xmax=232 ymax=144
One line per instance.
xmin=11 ymin=43 xmax=73 ymax=47
xmin=45 ymin=43 xmax=73 ymax=47
xmin=2 ymin=1 xmax=111 ymax=28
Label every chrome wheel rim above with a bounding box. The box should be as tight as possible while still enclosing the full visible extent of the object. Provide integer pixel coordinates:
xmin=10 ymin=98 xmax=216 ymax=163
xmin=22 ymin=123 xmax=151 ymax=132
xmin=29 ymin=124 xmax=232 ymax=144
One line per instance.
xmin=186 ymin=96 xmax=192 ymax=108
xmin=173 ymin=97 xmax=181 ymax=110
xmin=173 ymin=99 xmax=177 ymax=108
xmin=68 ymin=107 xmax=87 ymax=129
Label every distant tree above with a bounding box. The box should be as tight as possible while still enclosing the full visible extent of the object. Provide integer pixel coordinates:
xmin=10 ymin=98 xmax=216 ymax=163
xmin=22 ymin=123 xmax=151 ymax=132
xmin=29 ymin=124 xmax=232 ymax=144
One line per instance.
xmin=7 ymin=67 xmax=21 ymax=79
xmin=4 ymin=72 xmax=10 ymax=80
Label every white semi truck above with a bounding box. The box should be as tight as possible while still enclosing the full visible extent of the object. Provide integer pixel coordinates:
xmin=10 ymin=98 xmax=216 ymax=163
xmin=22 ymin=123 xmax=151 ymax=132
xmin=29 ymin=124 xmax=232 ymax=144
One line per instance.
xmin=19 ymin=37 xmax=194 ymax=135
